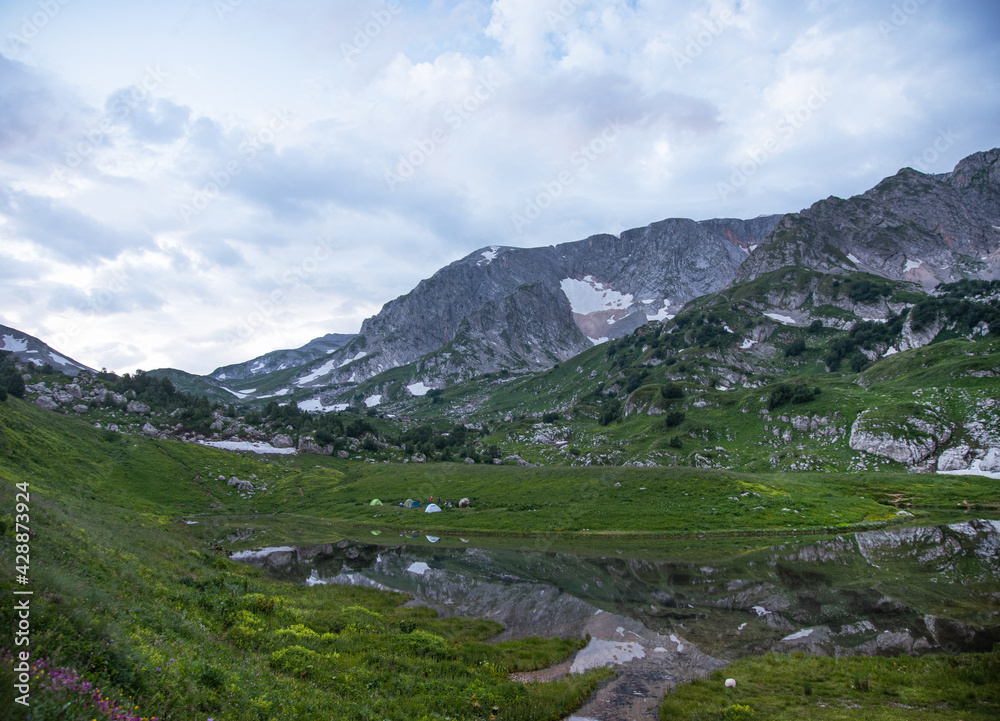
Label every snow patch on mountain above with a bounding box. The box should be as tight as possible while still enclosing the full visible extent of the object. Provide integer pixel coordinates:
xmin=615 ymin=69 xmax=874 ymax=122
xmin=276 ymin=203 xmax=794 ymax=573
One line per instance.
xmin=338 ymin=351 xmax=367 ymax=368
xmin=560 ymin=276 xmax=634 ymax=314
xmin=407 ymin=382 xmax=432 ymax=396
xmin=904 ymin=259 xmax=924 ymax=272
xmin=365 ymin=394 xmax=383 ymax=407
xmin=478 ymin=247 xmax=499 ymax=266
xmin=1 ymin=334 xmax=28 ymax=352
xmin=297 ymin=359 xmax=339 ymax=386
xmin=764 ymin=312 xmax=797 ymax=325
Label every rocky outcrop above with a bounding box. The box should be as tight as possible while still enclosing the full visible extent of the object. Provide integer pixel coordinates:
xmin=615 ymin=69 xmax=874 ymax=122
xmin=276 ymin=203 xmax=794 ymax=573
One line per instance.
xmin=290 ymin=215 xmax=780 ymax=393
xmin=270 ymin=434 xmax=294 ymax=449
xmin=210 ymin=333 xmax=355 ymax=382
xmin=849 ymin=407 xmax=952 ymax=466
xmin=739 ymin=148 xmax=1000 ymax=287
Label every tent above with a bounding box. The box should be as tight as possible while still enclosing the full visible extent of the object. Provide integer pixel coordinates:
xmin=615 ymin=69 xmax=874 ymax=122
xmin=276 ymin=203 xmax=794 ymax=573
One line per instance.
xmin=370 ymin=499 xmax=383 ymax=506
xmin=425 ymin=503 xmax=442 ymax=514
xmin=426 ymin=536 xmax=440 ymax=543
xmin=404 ymin=499 xmax=422 ymax=508
xmin=370 ymin=530 xmax=382 ymax=536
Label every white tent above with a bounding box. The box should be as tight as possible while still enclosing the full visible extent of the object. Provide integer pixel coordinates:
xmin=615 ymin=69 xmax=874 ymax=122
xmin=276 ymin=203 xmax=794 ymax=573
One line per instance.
xmin=425 ymin=503 xmax=442 ymax=513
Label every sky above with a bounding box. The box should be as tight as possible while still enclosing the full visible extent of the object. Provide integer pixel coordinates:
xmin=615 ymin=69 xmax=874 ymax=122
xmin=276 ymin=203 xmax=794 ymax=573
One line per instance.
xmin=0 ymin=0 xmax=998 ymax=375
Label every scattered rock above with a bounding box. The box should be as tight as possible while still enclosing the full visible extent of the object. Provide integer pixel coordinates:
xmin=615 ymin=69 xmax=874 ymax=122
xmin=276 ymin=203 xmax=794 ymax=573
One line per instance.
xmin=65 ymin=384 xmax=83 ymax=399
xmin=52 ymin=390 xmax=74 ymax=404
xmin=71 ymin=405 xmax=89 ymax=414
xmin=725 ymin=678 xmax=736 ymax=688
xmin=227 ymin=477 xmax=254 ymax=491
xmin=938 ymin=445 xmax=972 ymax=472
xmin=614 ymin=482 xmax=621 ymax=488
xmin=411 ymin=453 xmax=426 ymax=463
xmin=142 ymin=422 xmax=158 ymax=436
xmin=464 ymin=457 xmax=475 ymax=464
xmin=127 ymin=401 xmax=151 ymax=414
xmin=337 ymin=450 xmax=350 ymax=459
xmin=270 ymin=434 xmax=294 ymax=449
xmin=35 ymin=396 xmax=59 ymax=411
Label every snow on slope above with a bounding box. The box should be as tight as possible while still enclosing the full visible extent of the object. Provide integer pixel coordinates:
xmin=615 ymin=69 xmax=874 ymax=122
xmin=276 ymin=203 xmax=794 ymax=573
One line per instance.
xmin=560 ymin=276 xmax=634 ymax=314
xmin=1 ymin=334 xmax=28 ymax=352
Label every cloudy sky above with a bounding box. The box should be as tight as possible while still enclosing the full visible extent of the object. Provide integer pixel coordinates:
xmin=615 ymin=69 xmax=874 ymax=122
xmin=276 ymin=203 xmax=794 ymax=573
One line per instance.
xmin=1 ymin=0 xmax=998 ymax=375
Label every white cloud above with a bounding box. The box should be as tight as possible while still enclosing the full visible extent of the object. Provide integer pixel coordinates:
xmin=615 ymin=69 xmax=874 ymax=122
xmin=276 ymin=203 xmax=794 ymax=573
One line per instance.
xmin=0 ymin=0 xmax=997 ymax=374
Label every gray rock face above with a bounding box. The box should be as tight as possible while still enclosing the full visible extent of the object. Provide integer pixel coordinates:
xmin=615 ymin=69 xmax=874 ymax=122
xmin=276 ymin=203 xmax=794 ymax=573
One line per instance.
xmin=849 ymin=408 xmax=952 ymax=465
xmin=739 ymin=148 xmax=1000 ymax=286
xmin=938 ymin=445 xmax=973 ymax=472
xmin=0 ymin=323 xmax=93 ymax=377
xmin=293 ymin=215 xmax=780 ymax=391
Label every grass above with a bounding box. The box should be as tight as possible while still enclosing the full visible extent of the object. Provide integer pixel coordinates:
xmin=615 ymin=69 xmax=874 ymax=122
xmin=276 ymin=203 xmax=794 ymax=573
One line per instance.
xmin=659 ymin=650 xmax=1000 ymax=720
xmin=0 ymin=398 xmax=611 ymax=721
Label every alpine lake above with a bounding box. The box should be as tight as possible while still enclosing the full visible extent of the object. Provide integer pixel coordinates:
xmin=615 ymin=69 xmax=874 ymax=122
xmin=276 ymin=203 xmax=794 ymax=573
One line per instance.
xmin=198 ymin=515 xmax=1000 ymax=721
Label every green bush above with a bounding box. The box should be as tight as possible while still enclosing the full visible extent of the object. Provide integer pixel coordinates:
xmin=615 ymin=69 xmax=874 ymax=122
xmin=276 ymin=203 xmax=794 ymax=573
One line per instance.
xmin=660 ymin=383 xmax=684 ymax=400
xmin=784 ymin=338 xmax=807 ymax=357
xmin=269 ymin=645 xmax=321 ymax=677
xmin=664 ymin=411 xmax=686 ymax=428
xmin=768 ymin=383 xmax=820 ymax=409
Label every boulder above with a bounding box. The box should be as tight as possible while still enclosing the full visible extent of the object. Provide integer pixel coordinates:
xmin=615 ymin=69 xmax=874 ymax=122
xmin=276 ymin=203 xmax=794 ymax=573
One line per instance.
xmin=227 ymin=477 xmax=254 ymax=491
xmin=459 ymin=498 xmax=470 ymax=507
xmin=270 ymin=434 xmax=295 ymax=449
xmin=110 ymin=392 xmax=127 ymax=405
xmin=35 ymin=396 xmax=59 ymax=411
xmin=210 ymin=419 xmax=225 ymax=431
xmin=127 ymin=401 xmax=151 ymax=414
xmin=142 ymin=422 xmax=158 ymax=436
xmin=938 ymin=445 xmax=972 ymax=472
xmin=107 ymin=424 xmax=119 ymax=432
xmin=849 ymin=408 xmax=952 ymax=466
xmin=411 ymin=453 xmax=426 ymax=463
xmin=464 ymin=457 xmax=476 ymax=464
xmin=65 ymin=384 xmax=83 ymax=399
xmin=25 ymin=383 xmax=47 ymax=394
xmin=52 ymin=390 xmax=74 ymax=404
xmin=337 ymin=450 xmax=350 ymax=459
xmin=982 ymin=448 xmax=1000 ymax=473
xmin=71 ymin=405 xmax=89 ymax=414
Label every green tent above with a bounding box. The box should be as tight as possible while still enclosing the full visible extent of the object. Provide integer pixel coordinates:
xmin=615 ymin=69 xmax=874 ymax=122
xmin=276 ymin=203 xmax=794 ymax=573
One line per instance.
xmin=370 ymin=499 xmax=383 ymax=506
xmin=404 ymin=499 xmax=422 ymax=508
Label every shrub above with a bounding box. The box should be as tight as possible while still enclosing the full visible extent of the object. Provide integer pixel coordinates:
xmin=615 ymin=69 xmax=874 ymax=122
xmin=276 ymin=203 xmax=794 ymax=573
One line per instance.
xmin=808 ymin=319 xmax=824 ymax=333
xmin=669 ymin=435 xmax=683 ymax=449
xmin=542 ymin=412 xmax=560 ymax=423
xmin=784 ymin=338 xmax=807 ymax=357
xmin=768 ymin=383 xmax=820 ymax=409
xmin=269 ymin=645 xmax=320 ymax=677
xmin=664 ymin=411 xmax=686 ymax=428
xmin=660 ymin=383 xmax=684 ymax=400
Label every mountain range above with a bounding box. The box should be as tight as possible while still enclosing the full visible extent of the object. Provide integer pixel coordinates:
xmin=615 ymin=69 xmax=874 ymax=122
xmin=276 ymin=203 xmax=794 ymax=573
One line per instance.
xmin=131 ymin=147 xmax=999 ymax=411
